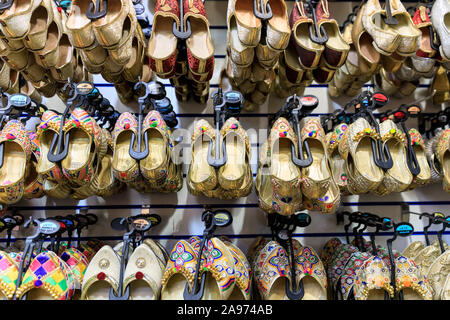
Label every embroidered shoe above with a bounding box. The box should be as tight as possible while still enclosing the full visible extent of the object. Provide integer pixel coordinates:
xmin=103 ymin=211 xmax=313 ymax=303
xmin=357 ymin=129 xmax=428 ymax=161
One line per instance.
xmin=112 ymin=112 xmax=140 ymax=183
xmin=0 ymin=0 xmax=42 ymax=39
xmin=394 ymin=255 xmax=433 ymax=300
xmin=59 ymin=247 xmax=89 ymax=290
xmin=123 ymin=243 xmax=163 ymax=300
xmin=23 ymin=131 xmax=44 ymax=200
xmin=407 ymin=129 xmax=431 ymax=188
xmin=0 ymin=120 xmax=32 ymax=204
xmin=353 ymin=255 xmax=394 ymax=300
xmin=97 ymin=129 xmax=124 ymax=197
xmin=15 ymin=251 xmax=75 ymax=300
xmin=326 ymin=123 xmax=349 ymax=193
xmin=434 ymin=128 xmax=450 ymax=193
xmin=161 ymin=240 xmax=198 ymax=300
xmin=81 ymin=245 xmax=120 ymax=300
xmin=294 ymin=245 xmax=327 ymax=300
xmin=338 ymin=251 xmax=371 ymax=300
xmin=227 ymin=0 xmax=261 ymax=47
xmin=402 ymin=241 xmax=424 ymax=259
xmin=221 ymin=239 xmax=251 ymax=300
xmin=265 ymin=0 xmax=290 ymax=51
xmin=426 ymin=250 xmax=450 ymax=300
xmin=320 ymin=238 xmax=342 ymax=270
xmin=61 ymin=108 xmax=106 ymax=187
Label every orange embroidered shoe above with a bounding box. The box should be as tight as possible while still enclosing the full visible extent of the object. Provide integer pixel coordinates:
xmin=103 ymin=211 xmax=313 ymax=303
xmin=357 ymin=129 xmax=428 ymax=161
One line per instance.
xmin=0 ymin=250 xmax=19 ymax=300
xmin=353 ymin=255 xmax=395 ymax=300
xmin=161 ymin=240 xmax=198 ymax=300
xmin=394 ymin=255 xmax=433 ymax=300
xmin=15 ymin=251 xmax=76 ymax=300
xmin=0 ymin=120 xmax=32 ymax=204
xmin=300 ymin=117 xmax=331 ymax=200
xmin=112 ymin=112 xmax=140 ymax=183
xmin=23 ymin=131 xmax=44 ymax=200
xmin=294 ymin=245 xmax=327 ymax=300
xmin=61 ymin=108 xmax=106 ymax=187
xmin=139 ymin=111 xmax=172 ymax=182
xmin=148 ymin=0 xmax=180 ymax=76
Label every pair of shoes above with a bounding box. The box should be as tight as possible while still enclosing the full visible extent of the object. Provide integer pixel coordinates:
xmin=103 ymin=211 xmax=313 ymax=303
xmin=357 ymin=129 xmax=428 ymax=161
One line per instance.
xmin=161 ymin=237 xmax=250 ymax=300
xmin=112 ymin=111 xmax=182 ymax=193
xmin=81 ymin=241 xmax=165 ymax=299
xmin=187 ymin=118 xmax=252 ymax=199
xmin=252 ymin=239 xmax=327 ymax=300
xmin=363 ymin=0 xmax=421 ymax=57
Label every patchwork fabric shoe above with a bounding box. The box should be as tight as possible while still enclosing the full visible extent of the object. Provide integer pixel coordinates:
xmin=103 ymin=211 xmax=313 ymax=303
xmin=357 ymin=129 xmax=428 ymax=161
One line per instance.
xmin=394 ymin=255 xmax=433 ymax=300
xmin=161 ymin=240 xmax=198 ymax=300
xmin=59 ymin=247 xmax=89 ymax=290
xmin=61 ymin=108 xmax=106 ymax=187
xmin=0 ymin=250 xmax=19 ymax=300
xmin=112 ymin=112 xmax=140 ymax=183
xmin=123 ymin=243 xmax=163 ymax=300
xmin=0 ymin=120 xmax=32 ymax=204
xmin=81 ymin=245 xmax=121 ymax=300
xmin=15 ymin=251 xmax=75 ymax=300
xmin=294 ymin=245 xmax=327 ymax=300
xmin=254 ymin=241 xmax=291 ymax=300
xmin=353 ymin=255 xmax=395 ymax=300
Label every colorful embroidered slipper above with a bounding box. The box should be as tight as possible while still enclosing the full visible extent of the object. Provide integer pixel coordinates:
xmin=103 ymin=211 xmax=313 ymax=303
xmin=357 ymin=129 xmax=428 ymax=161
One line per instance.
xmin=0 ymin=250 xmax=19 ymax=300
xmin=248 ymin=237 xmax=269 ymax=268
xmin=394 ymin=255 xmax=433 ymax=300
xmin=97 ymin=129 xmax=124 ymax=197
xmin=0 ymin=120 xmax=32 ymax=204
xmin=338 ymin=117 xmax=384 ymax=194
xmin=221 ymin=239 xmax=252 ymax=300
xmin=402 ymin=241 xmax=425 ymax=259
xmin=326 ymin=123 xmax=349 ymax=193
xmin=187 ymin=120 xmax=218 ymax=193
xmin=59 ymin=247 xmax=89 ymax=290
xmin=112 ymin=112 xmax=140 ymax=183
xmin=36 ymin=110 xmax=65 ymax=183
xmin=320 ymin=238 xmax=342 ymax=270
xmin=61 ymin=108 xmax=106 ymax=187
xmin=15 ymin=251 xmax=75 ymax=300
xmin=353 ymin=255 xmax=394 ymax=300
xmin=139 ymin=111 xmax=171 ymax=181
xmin=254 ymin=241 xmax=291 ymax=300
xmin=218 ymin=117 xmax=249 ymax=191
xmin=23 ymin=131 xmax=44 ymax=200
xmin=161 ymin=240 xmax=198 ymax=300
xmin=294 ymin=245 xmax=327 ymax=300
xmin=426 ymin=250 xmax=450 ymax=300
xmin=302 ymin=175 xmax=340 ymax=214
xmin=80 ymin=245 xmax=120 ymax=300
xmin=123 ymin=243 xmax=163 ymax=300
xmin=338 ymin=251 xmax=371 ymax=300
xmin=328 ymin=244 xmax=358 ymax=291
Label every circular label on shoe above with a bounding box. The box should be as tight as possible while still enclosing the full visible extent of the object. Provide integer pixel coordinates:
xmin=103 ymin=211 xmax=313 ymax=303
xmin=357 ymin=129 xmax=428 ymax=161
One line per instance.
xmin=76 ymin=82 xmax=95 ymax=95
xmin=294 ymin=212 xmax=311 ymax=227
xmin=213 ymin=212 xmax=231 ymax=227
xmin=224 ymin=91 xmax=243 ymax=103
xmin=395 ymin=223 xmax=414 ymax=236
xmin=133 ymin=218 xmax=151 ymax=232
xmin=9 ymin=94 xmax=30 ymax=108
xmin=40 ymin=220 xmax=61 ymax=235
xmin=299 ymin=95 xmax=319 ymax=109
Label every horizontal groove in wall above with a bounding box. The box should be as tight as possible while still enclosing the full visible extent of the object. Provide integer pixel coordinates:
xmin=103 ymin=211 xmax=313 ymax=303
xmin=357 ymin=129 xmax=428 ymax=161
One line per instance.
xmin=9 ymin=200 xmax=450 ymax=211
xmin=2 ymin=231 xmax=449 ymax=243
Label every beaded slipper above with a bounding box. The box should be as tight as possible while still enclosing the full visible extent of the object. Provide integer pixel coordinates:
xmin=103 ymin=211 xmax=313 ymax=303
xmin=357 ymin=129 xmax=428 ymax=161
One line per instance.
xmin=353 ymin=255 xmax=394 ymax=300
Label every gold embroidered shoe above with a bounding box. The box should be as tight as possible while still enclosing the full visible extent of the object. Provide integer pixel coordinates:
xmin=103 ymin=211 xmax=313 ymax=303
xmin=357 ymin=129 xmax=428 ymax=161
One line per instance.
xmin=434 ymin=128 xmax=450 ymax=193
xmin=143 ymin=239 xmax=169 ymax=269
xmin=139 ymin=111 xmax=172 ymax=182
xmin=353 ymin=255 xmax=395 ymax=300
xmin=394 ymin=255 xmax=433 ymax=300
xmin=23 ymin=131 xmax=44 ymax=200
xmin=265 ymin=0 xmax=290 ymax=51
xmin=402 ymin=241 xmax=425 ymax=259
xmin=227 ymin=0 xmax=261 ymax=47
xmin=112 ymin=112 xmax=140 ymax=183
xmin=187 ymin=119 xmax=218 ymax=194
xmin=161 ymin=240 xmax=198 ymax=300
xmin=218 ymin=117 xmax=250 ymax=191
xmin=221 ymin=238 xmax=252 ymax=300
xmin=426 ymin=250 xmax=450 ymax=300
xmin=0 ymin=120 xmax=32 ymax=204
xmin=256 ymin=142 xmax=276 ymax=214
xmin=254 ymin=241 xmax=291 ymax=300
xmin=299 ymin=117 xmax=331 ymax=200
xmin=407 ymin=129 xmax=431 ymax=189
xmin=0 ymin=250 xmax=19 ymax=300
xmin=338 ymin=117 xmax=384 ymax=194
xmin=372 ymin=120 xmax=412 ymax=196
xmin=81 ymin=245 xmax=120 ymax=300
xmin=302 ymin=175 xmax=340 ymax=214
xmin=66 ymin=0 xmax=96 ymax=49
xmin=0 ymin=0 xmax=43 ymax=39
xmin=326 ymin=123 xmax=349 ymax=193
xmin=294 ymin=245 xmax=327 ymax=300
xmin=97 ymin=129 xmax=124 ymax=197
xmin=15 ymin=251 xmax=75 ymax=300
xmin=123 ymin=243 xmax=163 ymax=300
xmin=412 ymin=240 xmax=447 ymax=276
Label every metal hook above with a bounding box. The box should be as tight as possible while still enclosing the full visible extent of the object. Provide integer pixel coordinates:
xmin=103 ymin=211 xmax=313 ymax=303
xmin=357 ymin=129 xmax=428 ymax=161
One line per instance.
xmin=305 ymin=0 xmax=328 ymax=44
xmin=173 ymin=0 xmax=192 ymax=39
xmin=383 ymin=0 xmax=399 ymax=25
xmin=0 ymin=0 xmax=13 ymax=10
xmin=86 ymin=0 xmax=108 ymax=20
xmin=253 ymin=0 xmax=272 ymax=20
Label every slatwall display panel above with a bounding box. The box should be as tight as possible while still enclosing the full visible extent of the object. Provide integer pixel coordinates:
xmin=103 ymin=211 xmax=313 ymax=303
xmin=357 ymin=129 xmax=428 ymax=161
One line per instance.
xmin=8 ymin=0 xmax=449 ymax=256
